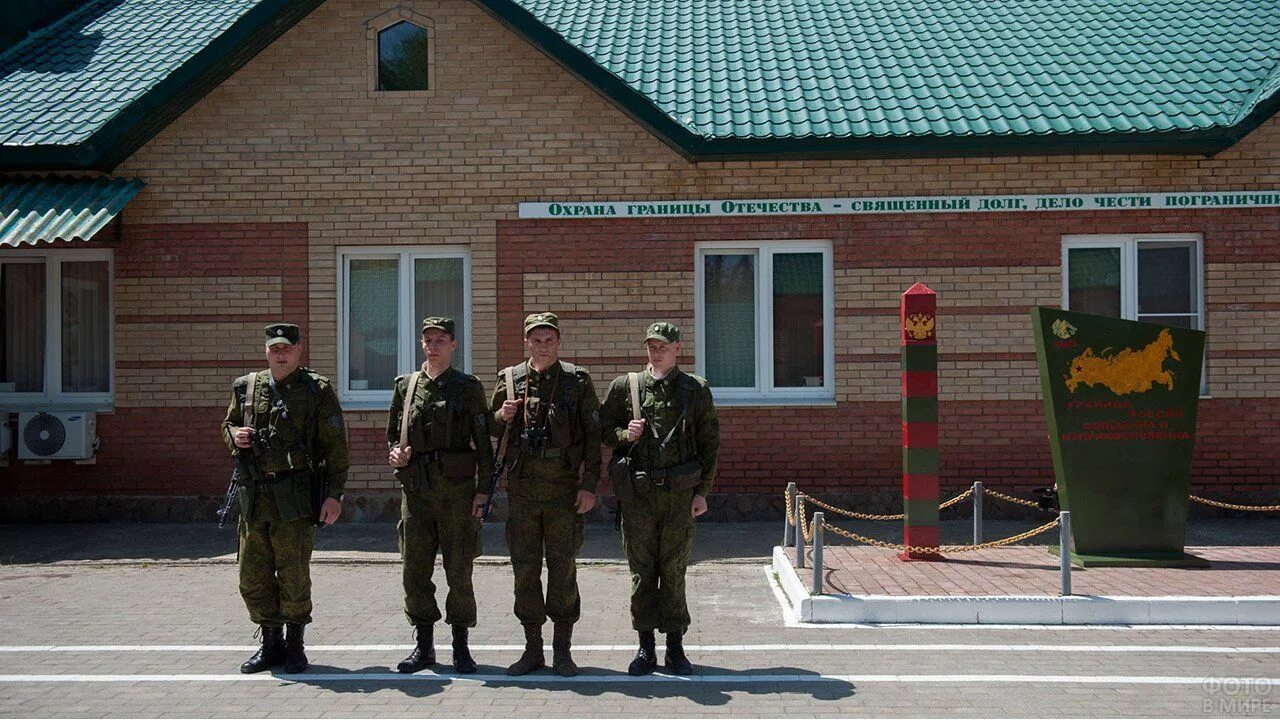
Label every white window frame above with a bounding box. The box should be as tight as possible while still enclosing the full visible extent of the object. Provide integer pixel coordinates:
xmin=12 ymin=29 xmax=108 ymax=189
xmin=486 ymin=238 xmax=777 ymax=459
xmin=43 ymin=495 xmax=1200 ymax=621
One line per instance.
xmin=0 ymin=247 xmax=114 ymax=409
xmin=1061 ymin=233 xmax=1206 ymax=394
xmin=336 ymin=246 xmax=471 ymax=408
xmin=694 ymin=241 xmax=835 ymax=405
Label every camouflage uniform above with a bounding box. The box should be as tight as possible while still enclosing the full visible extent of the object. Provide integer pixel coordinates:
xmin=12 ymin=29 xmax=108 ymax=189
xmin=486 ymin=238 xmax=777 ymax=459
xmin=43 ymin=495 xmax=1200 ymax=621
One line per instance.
xmin=601 ymin=363 xmax=718 ymax=634
xmin=221 ymin=365 xmax=348 ymax=628
xmin=221 ymin=322 xmax=348 ymax=675
xmin=387 ymin=365 xmax=494 ymax=629
xmin=491 ymin=359 xmax=601 ymax=627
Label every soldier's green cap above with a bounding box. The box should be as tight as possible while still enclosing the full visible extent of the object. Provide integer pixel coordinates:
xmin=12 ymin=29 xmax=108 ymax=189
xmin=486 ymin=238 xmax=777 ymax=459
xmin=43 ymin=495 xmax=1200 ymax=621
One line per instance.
xmin=264 ymin=323 xmax=300 ymax=346
xmin=524 ymin=311 xmax=560 ymax=335
xmin=421 ymin=316 xmax=456 ymax=337
xmin=644 ymin=321 xmax=681 ymax=343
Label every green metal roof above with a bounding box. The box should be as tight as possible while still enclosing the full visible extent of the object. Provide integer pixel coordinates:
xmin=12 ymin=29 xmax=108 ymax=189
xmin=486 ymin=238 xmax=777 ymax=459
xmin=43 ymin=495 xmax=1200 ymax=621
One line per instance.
xmin=0 ymin=0 xmax=325 ymax=171
xmin=0 ymin=176 xmax=144 ymax=246
xmin=475 ymin=0 xmax=1280 ymax=157
xmin=1 ymin=0 xmax=1278 ymax=166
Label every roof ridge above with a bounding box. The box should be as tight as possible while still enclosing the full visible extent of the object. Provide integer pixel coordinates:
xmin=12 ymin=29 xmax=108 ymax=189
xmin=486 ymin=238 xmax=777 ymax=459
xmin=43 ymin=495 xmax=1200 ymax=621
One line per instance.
xmin=1234 ymin=55 xmax=1280 ymax=125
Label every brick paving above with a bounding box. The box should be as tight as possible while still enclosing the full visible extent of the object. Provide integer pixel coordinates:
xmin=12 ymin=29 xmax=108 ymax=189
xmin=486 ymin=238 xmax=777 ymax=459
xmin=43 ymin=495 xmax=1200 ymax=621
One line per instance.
xmin=1 ymin=523 xmax=1279 ymax=717
xmin=805 ymin=545 xmax=1280 ymax=597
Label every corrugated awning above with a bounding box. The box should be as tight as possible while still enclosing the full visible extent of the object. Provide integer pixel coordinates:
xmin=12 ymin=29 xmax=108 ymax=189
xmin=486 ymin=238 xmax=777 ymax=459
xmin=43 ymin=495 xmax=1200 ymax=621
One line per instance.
xmin=0 ymin=176 xmax=144 ymax=247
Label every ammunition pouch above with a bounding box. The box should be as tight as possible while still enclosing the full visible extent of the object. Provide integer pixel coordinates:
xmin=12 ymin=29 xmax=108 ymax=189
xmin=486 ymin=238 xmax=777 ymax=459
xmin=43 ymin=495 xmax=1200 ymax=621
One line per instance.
xmin=608 ymin=455 xmax=637 ymax=503
xmin=639 ymin=458 xmax=703 ymax=493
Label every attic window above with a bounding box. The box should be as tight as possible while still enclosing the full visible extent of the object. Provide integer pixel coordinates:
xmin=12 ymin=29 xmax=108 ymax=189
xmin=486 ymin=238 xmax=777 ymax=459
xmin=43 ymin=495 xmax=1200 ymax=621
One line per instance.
xmin=377 ymin=21 xmax=429 ymax=91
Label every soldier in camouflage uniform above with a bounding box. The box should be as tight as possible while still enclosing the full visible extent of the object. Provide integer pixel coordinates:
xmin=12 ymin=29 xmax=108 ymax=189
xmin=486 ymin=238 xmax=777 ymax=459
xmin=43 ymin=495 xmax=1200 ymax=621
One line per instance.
xmin=491 ymin=312 xmax=602 ymax=677
xmin=600 ymin=322 xmax=718 ymax=676
xmin=222 ymin=323 xmax=348 ymax=674
xmin=387 ymin=317 xmax=494 ymax=674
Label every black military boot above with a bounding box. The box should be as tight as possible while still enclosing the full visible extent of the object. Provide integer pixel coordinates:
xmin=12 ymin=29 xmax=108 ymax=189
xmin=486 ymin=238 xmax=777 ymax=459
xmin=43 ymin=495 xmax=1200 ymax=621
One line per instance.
xmin=506 ymin=624 xmax=545 ymax=675
xmin=664 ymin=630 xmax=693 ymax=675
xmin=627 ymin=630 xmax=658 ymax=676
xmin=239 ymin=625 xmax=284 ymax=674
xmin=397 ymin=625 xmax=435 ymax=673
xmin=283 ymin=623 xmax=308 ymax=673
xmin=451 ymin=625 xmax=477 ymax=674
xmin=551 ymin=622 xmax=578 ymax=677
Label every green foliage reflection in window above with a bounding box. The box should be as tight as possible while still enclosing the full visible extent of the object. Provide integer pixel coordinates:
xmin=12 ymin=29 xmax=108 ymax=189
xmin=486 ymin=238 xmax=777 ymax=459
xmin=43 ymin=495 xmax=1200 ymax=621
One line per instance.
xmin=378 ymin=21 xmax=428 ymax=91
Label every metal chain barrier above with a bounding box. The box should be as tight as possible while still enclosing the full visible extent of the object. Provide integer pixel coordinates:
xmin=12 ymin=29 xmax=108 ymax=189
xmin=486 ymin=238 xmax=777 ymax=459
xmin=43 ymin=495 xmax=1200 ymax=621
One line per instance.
xmin=797 ymin=495 xmax=814 ymax=543
xmin=799 ymin=487 xmax=976 ymax=521
xmin=821 ymin=516 xmax=1061 ymax=554
xmin=981 ymin=487 xmax=1050 ymax=510
xmin=1190 ymin=495 xmax=1280 ymax=512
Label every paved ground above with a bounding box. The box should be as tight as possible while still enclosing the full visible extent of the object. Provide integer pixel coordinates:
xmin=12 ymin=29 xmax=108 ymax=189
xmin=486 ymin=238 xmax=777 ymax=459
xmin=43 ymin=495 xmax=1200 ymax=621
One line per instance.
xmin=1 ymin=520 xmax=1279 ymax=718
xmin=810 ymin=545 xmax=1280 ymax=596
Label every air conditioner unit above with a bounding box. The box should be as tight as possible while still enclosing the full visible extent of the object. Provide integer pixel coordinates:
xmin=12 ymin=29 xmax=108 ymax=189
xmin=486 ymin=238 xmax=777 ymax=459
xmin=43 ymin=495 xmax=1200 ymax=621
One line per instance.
xmin=0 ymin=415 xmax=11 ymax=462
xmin=18 ymin=412 xmax=97 ymax=461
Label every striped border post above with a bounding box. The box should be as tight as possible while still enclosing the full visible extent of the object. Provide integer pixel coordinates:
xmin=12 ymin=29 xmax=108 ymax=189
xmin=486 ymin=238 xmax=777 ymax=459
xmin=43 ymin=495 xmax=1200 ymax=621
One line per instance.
xmin=900 ymin=282 xmax=944 ymax=562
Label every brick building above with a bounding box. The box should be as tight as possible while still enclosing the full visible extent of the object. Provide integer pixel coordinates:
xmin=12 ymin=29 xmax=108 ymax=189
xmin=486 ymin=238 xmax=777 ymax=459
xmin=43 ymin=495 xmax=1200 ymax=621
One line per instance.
xmin=1 ymin=0 xmax=1277 ymax=521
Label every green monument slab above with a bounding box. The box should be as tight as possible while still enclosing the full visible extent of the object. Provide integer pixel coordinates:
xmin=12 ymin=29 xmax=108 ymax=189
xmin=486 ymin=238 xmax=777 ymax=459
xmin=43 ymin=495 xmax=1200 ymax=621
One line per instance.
xmin=1031 ymin=308 xmax=1208 ymax=568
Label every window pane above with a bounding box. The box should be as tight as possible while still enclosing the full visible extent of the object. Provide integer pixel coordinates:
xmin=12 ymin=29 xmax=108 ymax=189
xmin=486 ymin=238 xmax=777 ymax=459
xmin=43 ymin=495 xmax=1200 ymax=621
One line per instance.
xmin=772 ymin=253 xmax=825 ymax=388
xmin=378 ymin=21 xmax=429 ymax=91
xmin=414 ymin=257 xmax=465 ymax=370
xmin=1137 ymin=314 xmax=1196 ymax=329
xmin=348 ymin=258 xmax=399 ymax=391
xmin=61 ymin=261 xmax=110 ymax=393
xmin=0 ymin=262 xmax=45 ymax=392
xmin=1138 ymin=243 xmax=1197 ymax=315
xmin=703 ymin=253 xmax=756 ymax=387
xmin=1067 ymin=247 xmax=1121 ymax=316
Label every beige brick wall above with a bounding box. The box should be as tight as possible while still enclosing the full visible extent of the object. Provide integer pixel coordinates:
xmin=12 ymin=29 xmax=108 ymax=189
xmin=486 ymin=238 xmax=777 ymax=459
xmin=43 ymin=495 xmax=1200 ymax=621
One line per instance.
xmin=104 ymin=0 xmax=1279 ymax=409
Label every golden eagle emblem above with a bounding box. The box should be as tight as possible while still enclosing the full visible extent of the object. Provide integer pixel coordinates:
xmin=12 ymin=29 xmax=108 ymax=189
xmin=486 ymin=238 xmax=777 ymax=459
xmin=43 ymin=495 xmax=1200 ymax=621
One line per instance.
xmin=904 ymin=313 xmax=935 ymax=341
xmin=1051 ymin=319 xmax=1078 ymax=339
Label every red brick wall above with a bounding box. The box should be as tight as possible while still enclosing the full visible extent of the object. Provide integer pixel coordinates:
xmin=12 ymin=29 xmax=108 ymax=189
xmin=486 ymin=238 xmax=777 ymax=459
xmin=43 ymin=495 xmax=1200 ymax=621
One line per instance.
xmin=4 ymin=222 xmax=308 ymax=497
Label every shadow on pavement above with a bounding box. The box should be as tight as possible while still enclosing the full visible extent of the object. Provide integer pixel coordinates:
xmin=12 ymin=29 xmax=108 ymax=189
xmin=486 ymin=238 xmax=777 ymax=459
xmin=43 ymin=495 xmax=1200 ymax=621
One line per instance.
xmin=285 ymin=664 xmax=856 ymax=705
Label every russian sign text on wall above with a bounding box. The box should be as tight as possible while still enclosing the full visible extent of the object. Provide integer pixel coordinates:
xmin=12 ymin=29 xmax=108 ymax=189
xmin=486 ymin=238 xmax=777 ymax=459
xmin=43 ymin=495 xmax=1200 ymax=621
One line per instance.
xmin=519 ymin=191 xmax=1280 ymax=219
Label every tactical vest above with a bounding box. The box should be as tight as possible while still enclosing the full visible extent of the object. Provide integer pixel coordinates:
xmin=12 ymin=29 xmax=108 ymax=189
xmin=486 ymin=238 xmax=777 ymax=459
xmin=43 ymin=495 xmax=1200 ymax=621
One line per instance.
xmin=509 ymin=360 xmax=585 ymax=464
xmin=233 ymin=368 xmax=322 ymax=522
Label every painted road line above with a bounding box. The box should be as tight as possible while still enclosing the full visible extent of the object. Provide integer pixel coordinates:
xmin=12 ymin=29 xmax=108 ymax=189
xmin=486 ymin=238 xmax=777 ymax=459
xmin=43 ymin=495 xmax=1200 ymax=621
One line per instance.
xmin=2 ymin=644 xmax=1280 ymax=654
xmin=0 ymin=673 xmax=1276 ymax=686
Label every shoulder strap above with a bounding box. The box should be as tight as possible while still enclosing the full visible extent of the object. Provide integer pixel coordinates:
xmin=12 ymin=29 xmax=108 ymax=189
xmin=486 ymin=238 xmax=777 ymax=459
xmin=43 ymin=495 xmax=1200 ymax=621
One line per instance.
xmin=504 ymin=366 xmax=516 ymax=402
xmin=244 ymin=371 xmax=260 ymax=427
xmin=398 ymin=371 xmax=422 ymax=449
xmin=558 ymin=361 xmax=579 ymax=401
xmin=627 ymin=372 xmax=641 ymax=421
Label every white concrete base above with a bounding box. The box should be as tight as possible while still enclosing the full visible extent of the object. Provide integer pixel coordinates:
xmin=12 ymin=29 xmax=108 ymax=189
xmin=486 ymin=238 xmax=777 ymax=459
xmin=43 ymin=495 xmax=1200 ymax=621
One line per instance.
xmin=771 ymin=546 xmax=1280 ymax=625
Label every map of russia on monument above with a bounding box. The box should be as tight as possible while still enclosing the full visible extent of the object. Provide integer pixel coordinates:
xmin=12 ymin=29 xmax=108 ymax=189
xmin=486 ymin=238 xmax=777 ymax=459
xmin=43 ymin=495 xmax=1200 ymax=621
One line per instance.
xmin=1030 ymin=308 xmax=1207 ymax=567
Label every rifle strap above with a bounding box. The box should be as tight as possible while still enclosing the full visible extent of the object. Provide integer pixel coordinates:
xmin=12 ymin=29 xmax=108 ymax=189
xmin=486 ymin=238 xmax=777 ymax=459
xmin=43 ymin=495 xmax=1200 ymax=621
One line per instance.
xmin=496 ymin=366 xmax=515 ymax=458
xmin=399 ymin=371 xmax=422 ymax=449
xmin=628 ymin=372 xmax=641 ymax=421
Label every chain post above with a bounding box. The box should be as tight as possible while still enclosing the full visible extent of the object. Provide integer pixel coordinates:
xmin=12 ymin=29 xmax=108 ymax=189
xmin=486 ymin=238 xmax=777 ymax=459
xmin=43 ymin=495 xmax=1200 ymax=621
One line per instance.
xmin=812 ymin=512 xmax=825 ymax=594
xmin=973 ymin=481 xmax=983 ymax=544
xmin=1059 ymin=510 xmax=1072 ymax=596
xmin=795 ymin=497 xmax=806 ymax=568
xmin=783 ymin=482 xmax=796 ymax=547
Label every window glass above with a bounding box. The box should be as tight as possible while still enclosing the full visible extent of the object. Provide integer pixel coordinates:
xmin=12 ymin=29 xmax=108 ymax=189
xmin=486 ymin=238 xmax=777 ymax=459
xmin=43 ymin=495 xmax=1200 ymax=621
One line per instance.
xmin=347 ymin=258 xmax=399 ymax=391
xmin=60 ymin=260 xmax=110 ymax=392
xmin=378 ymin=21 xmax=429 ymax=91
xmin=0 ymin=262 xmax=45 ymax=392
xmin=703 ymin=253 xmax=756 ymax=387
xmin=414 ymin=257 xmax=466 ymax=369
xmin=772 ymin=253 xmax=825 ymax=388
xmin=1067 ymin=247 xmax=1122 ymax=317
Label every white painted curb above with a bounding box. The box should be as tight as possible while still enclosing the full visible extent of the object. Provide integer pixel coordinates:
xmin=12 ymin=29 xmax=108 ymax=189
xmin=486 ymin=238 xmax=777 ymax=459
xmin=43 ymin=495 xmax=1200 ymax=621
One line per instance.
xmin=771 ymin=546 xmax=1280 ymax=625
